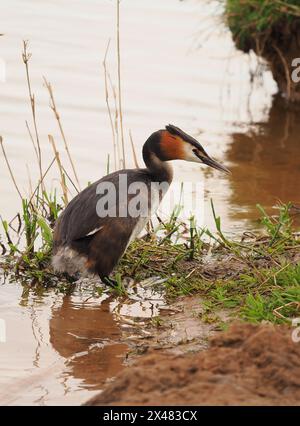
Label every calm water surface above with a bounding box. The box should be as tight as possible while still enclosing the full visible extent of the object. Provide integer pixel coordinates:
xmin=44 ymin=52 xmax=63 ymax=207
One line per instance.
xmin=0 ymin=0 xmax=299 ymax=405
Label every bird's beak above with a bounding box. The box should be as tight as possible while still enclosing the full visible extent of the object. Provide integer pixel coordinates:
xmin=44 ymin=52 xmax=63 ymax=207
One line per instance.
xmin=193 ymin=149 xmax=230 ymax=174
xmin=201 ymin=155 xmax=230 ymax=174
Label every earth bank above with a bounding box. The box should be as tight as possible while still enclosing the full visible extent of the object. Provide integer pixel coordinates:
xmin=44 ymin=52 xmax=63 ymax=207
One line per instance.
xmin=86 ymin=322 xmax=300 ymax=406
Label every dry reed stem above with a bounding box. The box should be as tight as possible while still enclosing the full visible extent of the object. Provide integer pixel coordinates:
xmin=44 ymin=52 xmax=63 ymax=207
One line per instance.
xmin=22 ymin=40 xmax=44 ymax=190
xmin=129 ymin=130 xmax=139 ymax=168
xmin=28 ymin=157 xmax=56 ymax=205
xmin=48 ymin=135 xmax=68 ymax=206
xmin=0 ymin=136 xmax=23 ymax=200
xmin=108 ymin=73 xmax=121 ymax=167
xmin=26 ymin=164 xmax=33 ymax=199
xmin=103 ymin=39 xmax=117 ymax=171
xmin=116 ymin=0 xmax=126 ymax=168
xmin=25 ymin=120 xmax=39 ymax=162
xmin=43 ymin=76 xmax=81 ymax=190
xmin=61 ymin=164 xmax=79 ymax=194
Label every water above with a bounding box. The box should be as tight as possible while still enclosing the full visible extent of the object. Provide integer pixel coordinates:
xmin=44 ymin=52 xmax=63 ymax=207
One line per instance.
xmin=0 ymin=0 xmax=299 ymax=405
xmin=0 ymin=276 xmax=166 ymax=405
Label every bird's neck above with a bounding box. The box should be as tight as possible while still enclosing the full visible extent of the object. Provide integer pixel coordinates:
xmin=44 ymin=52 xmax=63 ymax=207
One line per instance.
xmin=142 ymin=142 xmax=173 ymax=184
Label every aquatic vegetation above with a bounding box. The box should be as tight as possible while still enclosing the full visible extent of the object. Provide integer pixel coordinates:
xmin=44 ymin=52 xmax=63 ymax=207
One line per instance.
xmin=224 ymin=0 xmax=300 ymax=102
xmin=225 ymin=0 xmax=300 ymax=47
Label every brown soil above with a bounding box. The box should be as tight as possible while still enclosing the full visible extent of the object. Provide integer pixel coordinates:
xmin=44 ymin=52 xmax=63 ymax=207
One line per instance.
xmin=86 ymin=322 xmax=300 ymax=406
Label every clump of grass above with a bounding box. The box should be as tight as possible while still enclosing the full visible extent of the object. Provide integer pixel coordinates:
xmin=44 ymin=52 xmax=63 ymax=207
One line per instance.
xmin=0 ymin=42 xmax=74 ymax=287
xmin=224 ymin=0 xmax=300 ymax=102
xmin=224 ymin=0 xmax=300 ymax=51
xmin=0 ymin=190 xmax=62 ymax=287
xmin=117 ymin=201 xmax=300 ymax=324
xmin=206 ymin=261 xmax=300 ymax=324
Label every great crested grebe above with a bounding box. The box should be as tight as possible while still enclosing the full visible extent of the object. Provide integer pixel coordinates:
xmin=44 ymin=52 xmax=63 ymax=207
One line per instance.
xmin=52 ymin=125 xmax=229 ymax=287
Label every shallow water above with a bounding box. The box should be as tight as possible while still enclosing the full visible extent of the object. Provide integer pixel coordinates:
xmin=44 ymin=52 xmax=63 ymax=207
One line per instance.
xmin=0 ymin=0 xmax=299 ymax=405
xmin=0 ymin=276 xmax=166 ymax=405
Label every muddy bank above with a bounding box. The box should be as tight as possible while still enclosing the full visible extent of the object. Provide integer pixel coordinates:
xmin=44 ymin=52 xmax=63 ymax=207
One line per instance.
xmin=86 ymin=323 xmax=300 ymax=406
xmin=240 ymin=20 xmax=300 ymax=103
xmin=120 ymin=294 xmax=228 ymax=360
xmin=226 ymin=2 xmax=300 ymax=103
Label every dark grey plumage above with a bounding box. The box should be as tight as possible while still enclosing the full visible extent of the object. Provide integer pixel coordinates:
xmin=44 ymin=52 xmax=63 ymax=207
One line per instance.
xmin=52 ymin=167 xmax=169 ymax=284
xmin=52 ymin=125 xmax=228 ymax=287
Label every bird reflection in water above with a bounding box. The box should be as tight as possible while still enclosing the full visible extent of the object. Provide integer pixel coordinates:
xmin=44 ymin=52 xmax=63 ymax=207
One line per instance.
xmin=49 ymin=294 xmax=128 ymax=390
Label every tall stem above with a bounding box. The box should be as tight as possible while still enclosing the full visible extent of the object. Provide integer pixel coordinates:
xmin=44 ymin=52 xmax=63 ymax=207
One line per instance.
xmin=117 ymin=0 xmax=126 ymax=168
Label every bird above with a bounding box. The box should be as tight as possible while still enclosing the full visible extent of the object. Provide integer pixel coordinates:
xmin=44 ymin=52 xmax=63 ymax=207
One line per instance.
xmin=52 ymin=124 xmax=229 ymax=287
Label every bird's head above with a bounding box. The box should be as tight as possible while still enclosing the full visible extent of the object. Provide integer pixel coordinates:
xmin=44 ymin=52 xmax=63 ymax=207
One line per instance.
xmin=149 ymin=124 xmax=229 ymax=173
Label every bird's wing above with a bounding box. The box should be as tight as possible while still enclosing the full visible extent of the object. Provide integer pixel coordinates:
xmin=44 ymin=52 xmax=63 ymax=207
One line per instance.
xmin=57 ymin=169 xmax=151 ymax=244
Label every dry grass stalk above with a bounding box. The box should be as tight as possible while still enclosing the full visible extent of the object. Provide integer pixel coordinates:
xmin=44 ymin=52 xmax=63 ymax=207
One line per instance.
xmin=108 ymin=73 xmax=121 ymax=168
xmin=25 ymin=120 xmax=39 ymax=162
xmin=61 ymin=164 xmax=79 ymax=194
xmin=129 ymin=130 xmax=139 ymax=169
xmin=26 ymin=164 xmax=33 ymax=198
xmin=22 ymin=41 xmax=44 ymax=189
xmin=116 ymin=0 xmax=126 ymax=168
xmin=273 ymin=301 xmax=300 ymax=320
xmin=28 ymin=157 xmax=56 ymax=205
xmin=0 ymin=136 xmax=23 ymax=200
xmin=48 ymin=135 xmax=68 ymax=206
xmin=103 ymin=39 xmax=117 ymax=171
xmin=43 ymin=76 xmax=81 ymax=190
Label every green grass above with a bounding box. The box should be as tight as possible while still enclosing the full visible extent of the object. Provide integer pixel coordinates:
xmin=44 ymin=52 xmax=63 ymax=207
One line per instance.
xmin=0 ymin=190 xmax=64 ymax=287
xmin=117 ymin=201 xmax=300 ymax=324
xmin=210 ymin=263 xmax=300 ymax=323
xmin=224 ymin=0 xmax=300 ymax=49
